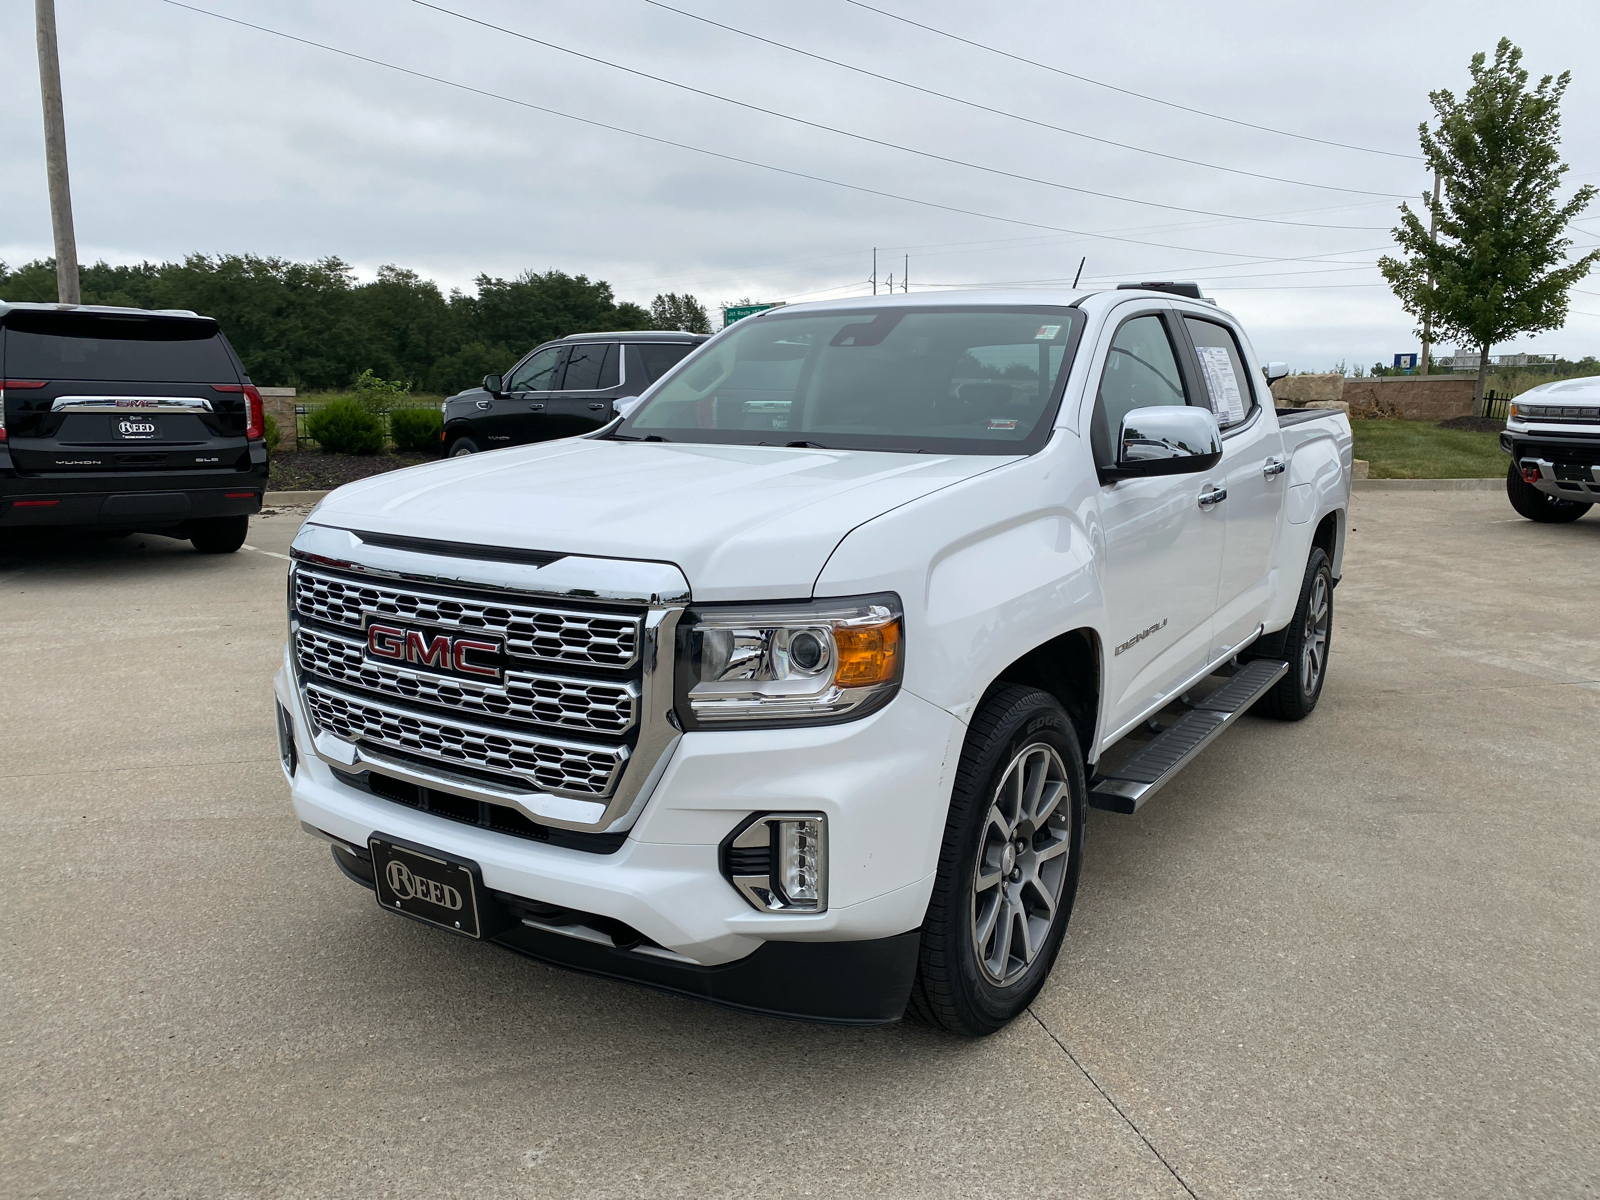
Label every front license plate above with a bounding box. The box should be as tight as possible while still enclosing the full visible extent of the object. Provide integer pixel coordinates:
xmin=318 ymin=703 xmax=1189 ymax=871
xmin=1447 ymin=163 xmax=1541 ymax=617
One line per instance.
xmin=115 ymin=416 xmax=161 ymax=440
xmin=369 ymin=836 xmax=483 ymax=938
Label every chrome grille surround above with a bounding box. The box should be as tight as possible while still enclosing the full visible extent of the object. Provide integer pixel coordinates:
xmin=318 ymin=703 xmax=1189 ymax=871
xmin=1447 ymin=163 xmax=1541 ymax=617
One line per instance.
xmin=287 ymin=522 xmax=688 ymax=834
xmin=293 ymin=566 xmax=640 ymax=668
xmin=295 ymin=626 xmax=637 ymax=735
xmin=304 ymin=682 xmax=625 ymax=796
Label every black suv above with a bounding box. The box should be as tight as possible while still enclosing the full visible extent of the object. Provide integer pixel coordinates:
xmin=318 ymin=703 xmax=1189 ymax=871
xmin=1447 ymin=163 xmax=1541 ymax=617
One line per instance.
xmin=0 ymin=302 xmax=267 ymax=552
xmin=442 ymin=330 xmax=708 ymax=456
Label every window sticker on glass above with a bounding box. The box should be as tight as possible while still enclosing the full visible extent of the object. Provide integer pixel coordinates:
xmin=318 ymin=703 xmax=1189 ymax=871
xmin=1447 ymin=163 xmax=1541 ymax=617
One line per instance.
xmin=988 ymin=418 xmax=1018 ymax=430
xmin=1194 ymin=345 xmax=1247 ymax=425
xmin=1035 ymin=325 xmax=1062 ymax=340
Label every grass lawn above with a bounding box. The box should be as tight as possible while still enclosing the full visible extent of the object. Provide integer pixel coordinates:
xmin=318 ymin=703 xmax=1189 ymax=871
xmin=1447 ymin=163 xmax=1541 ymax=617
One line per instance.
xmin=1350 ymin=419 xmax=1507 ymax=479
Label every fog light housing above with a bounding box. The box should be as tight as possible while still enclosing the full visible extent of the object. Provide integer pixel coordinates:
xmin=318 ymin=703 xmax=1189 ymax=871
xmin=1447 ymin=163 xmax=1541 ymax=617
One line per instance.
xmin=275 ymin=701 xmax=298 ymax=778
xmin=721 ymin=813 xmax=828 ymax=912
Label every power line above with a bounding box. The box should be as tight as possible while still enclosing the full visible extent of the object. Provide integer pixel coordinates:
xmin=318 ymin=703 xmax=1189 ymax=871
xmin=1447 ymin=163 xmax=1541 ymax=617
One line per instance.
xmin=409 ymin=0 xmax=1391 ymax=231
xmin=842 ymin=0 xmax=1424 ymax=161
xmin=155 ymin=0 xmax=1387 ymax=262
xmin=638 ymin=0 xmax=1404 ymax=199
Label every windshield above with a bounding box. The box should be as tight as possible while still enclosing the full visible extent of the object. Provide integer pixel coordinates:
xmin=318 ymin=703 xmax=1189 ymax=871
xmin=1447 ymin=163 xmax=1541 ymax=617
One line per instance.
xmin=618 ymin=305 xmax=1083 ymax=454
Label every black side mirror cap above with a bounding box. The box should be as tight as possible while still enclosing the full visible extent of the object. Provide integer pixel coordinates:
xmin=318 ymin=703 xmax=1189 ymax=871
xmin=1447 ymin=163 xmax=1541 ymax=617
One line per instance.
xmin=482 ymin=374 xmax=503 ymax=395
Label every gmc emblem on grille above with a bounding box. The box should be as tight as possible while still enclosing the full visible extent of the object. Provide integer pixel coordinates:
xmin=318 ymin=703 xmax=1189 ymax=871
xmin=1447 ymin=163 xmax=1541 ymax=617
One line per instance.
xmin=366 ymin=623 xmax=503 ymax=679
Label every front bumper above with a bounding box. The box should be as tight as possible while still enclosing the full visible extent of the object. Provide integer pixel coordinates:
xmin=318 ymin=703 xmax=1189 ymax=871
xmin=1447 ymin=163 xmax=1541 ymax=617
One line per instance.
xmin=1501 ymin=426 xmax=1600 ymax=502
xmin=275 ymin=652 xmax=963 ymax=1022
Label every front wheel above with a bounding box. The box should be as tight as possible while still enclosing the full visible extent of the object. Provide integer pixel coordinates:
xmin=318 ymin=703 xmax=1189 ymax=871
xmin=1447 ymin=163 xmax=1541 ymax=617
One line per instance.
xmin=189 ymin=515 xmax=248 ymax=554
xmin=907 ymin=685 xmax=1086 ymax=1037
xmin=448 ymin=437 xmax=480 ymax=458
xmin=1505 ymin=463 xmax=1591 ymax=523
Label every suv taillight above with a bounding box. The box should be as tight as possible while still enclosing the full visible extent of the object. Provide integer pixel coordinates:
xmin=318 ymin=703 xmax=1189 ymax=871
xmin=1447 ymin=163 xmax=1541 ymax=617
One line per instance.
xmin=244 ymin=384 xmax=264 ymax=441
xmin=0 ymin=380 xmax=48 ymax=442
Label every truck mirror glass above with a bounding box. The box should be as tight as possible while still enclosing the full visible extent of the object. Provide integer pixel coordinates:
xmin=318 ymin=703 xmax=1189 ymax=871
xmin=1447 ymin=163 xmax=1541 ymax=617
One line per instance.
xmin=1113 ymin=406 xmax=1223 ymax=479
xmin=482 ymin=374 xmax=503 ymax=395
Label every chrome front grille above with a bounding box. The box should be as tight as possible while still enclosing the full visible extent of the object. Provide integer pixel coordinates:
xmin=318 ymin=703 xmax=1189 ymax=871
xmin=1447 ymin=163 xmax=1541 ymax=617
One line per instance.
xmin=295 ymin=627 xmax=636 ymax=735
xmin=287 ymin=527 xmax=686 ymax=834
xmin=304 ymin=682 xmax=626 ymax=797
xmin=294 ymin=566 xmax=640 ymax=668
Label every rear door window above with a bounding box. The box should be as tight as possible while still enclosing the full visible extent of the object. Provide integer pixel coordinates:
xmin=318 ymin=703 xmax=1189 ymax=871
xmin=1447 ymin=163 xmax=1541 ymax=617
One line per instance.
xmin=1183 ymin=317 xmax=1255 ymax=430
xmin=559 ymin=342 xmax=615 ymax=391
xmin=2 ymin=312 xmax=236 ymax=381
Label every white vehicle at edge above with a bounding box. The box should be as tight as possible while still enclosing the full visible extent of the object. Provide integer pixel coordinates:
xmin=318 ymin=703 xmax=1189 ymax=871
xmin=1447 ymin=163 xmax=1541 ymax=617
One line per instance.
xmin=1500 ymin=376 xmax=1600 ymax=522
xmin=274 ymin=285 xmax=1352 ymax=1036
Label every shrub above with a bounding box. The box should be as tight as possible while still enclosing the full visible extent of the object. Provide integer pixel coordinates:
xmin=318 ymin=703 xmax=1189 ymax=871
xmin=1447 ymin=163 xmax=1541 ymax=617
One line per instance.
xmin=307 ymin=399 xmax=384 ymax=455
xmin=351 ymin=368 xmax=410 ymax=414
xmin=262 ymin=412 xmax=282 ymax=451
xmin=389 ymin=406 xmax=443 ymax=453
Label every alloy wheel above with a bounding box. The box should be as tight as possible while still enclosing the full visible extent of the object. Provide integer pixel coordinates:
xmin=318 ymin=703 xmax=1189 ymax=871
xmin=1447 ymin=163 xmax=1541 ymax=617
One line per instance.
xmin=1302 ymin=572 xmax=1330 ymax=698
xmin=970 ymin=743 xmax=1074 ymax=987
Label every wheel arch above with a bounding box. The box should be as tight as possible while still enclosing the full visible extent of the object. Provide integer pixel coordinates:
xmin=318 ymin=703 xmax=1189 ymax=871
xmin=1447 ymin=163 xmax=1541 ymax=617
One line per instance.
xmin=985 ymin=627 xmax=1101 ymax=766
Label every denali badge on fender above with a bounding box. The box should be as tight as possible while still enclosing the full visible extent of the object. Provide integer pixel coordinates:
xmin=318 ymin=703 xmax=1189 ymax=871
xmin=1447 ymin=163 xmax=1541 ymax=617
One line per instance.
xmin=365 ymin=622 xmax=504 ymax=679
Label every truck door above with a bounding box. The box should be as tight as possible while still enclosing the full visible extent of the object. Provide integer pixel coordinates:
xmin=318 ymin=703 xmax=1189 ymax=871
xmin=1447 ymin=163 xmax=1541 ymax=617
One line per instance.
xmin=1179 ymin=315 xmax=1286 ymax=655
xmin=486 ymin=343 xmax=565 ymax=446
xmin=1092 ymin=310 xmax=1226 ymax=733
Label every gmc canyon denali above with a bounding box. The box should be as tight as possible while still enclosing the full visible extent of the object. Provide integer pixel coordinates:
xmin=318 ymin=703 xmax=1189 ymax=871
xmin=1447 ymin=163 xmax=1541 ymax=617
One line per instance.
xmin=0 ymin=302 xmax=267 ymax=551
xmin=275 ymin=285 xmax=1352 ymax=1035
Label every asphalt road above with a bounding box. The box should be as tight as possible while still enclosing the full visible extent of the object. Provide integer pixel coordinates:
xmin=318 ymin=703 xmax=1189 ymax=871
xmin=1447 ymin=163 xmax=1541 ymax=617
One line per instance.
xmin=4 ymin=494 xmax=1597 ymax=1199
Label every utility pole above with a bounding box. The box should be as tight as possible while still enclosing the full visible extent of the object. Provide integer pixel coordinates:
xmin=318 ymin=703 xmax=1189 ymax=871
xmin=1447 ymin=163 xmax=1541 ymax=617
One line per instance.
xmin=1418 ymin=170 xmax=1440 ymax=376
xmin=35 ymin=0 xmax=80 ymax=305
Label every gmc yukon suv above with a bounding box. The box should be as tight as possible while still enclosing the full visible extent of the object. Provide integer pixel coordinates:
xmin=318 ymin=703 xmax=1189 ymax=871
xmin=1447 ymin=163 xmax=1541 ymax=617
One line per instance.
xmin=0 ymin=302 xmax=267 ymax=551
xmin=275 ymin=285 xmax=1352 ymax=1035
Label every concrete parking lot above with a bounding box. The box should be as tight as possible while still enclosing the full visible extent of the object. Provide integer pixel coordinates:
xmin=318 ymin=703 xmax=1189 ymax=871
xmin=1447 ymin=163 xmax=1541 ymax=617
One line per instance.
xmin=3 ymin=493 xmax=1597 ymax=1199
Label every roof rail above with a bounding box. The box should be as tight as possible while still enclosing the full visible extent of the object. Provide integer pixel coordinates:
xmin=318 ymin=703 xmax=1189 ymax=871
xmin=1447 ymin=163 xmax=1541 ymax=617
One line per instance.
xmin=1116 ymin=282 xmax=1204 ymax=299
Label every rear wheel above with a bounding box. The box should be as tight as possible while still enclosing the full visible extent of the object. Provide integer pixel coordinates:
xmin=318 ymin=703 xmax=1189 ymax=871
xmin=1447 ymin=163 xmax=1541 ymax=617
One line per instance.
xmin=1253 ymin=547 xmax=1332 ymax=721
xmin=907 ymin=685 xmax=1086 ymax=1037
xmin=189 ymin=515 xmax=248 ymax=554
xmin=1505 ymin=463 xmax=1590 ymax=523
xmin=448 ymin=437 xmax=480 ymax=457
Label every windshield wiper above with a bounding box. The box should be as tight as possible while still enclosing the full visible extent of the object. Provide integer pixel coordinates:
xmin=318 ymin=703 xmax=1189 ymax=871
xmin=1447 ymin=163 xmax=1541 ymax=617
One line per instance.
xmin=758 ymin=439 xmax=832 ymax=449
xmin=607 ymin=432 xmax=669 ymax=442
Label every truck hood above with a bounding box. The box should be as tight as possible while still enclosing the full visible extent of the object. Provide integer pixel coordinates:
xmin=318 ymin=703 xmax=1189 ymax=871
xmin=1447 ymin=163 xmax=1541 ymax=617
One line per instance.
xmin=305 ymin=438 xmax=1012 ymax=600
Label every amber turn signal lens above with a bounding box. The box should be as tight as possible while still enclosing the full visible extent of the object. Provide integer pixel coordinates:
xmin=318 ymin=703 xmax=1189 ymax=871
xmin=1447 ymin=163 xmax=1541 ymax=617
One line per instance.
xmin=833 ymin=619 xmax=901 ymax=687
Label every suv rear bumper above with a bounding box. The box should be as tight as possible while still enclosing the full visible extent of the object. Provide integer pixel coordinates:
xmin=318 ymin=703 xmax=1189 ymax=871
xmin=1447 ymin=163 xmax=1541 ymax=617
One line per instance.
xmin=0 ymin=469 xmax=267 ymax=527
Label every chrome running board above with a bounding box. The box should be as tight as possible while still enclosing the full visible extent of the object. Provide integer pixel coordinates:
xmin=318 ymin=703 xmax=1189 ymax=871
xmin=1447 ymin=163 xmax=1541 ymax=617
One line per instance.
xmin=1088 ymin=659 xmax=1288 ymax=815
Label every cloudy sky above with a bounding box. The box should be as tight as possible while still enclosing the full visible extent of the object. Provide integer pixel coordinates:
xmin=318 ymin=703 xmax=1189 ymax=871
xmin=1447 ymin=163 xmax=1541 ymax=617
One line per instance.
xmin=3 ymin=0 xmax=1598 ymax=369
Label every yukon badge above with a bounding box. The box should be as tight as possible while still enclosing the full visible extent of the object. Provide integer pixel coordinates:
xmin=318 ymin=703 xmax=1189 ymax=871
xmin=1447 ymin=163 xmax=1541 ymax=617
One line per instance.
xmin=366 ymin=623 xmax=504 ymax=679
xmin=1114 ymin=618 xmax=1168 ymax=657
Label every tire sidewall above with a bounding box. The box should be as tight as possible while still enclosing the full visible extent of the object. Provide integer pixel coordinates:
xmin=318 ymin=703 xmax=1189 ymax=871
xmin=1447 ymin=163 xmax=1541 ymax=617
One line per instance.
xmin=1296 ymin=550 xmax=1333 ymax=709
xmin=946 ymin=695 xmax=1086 ymax=1031
xmin=449 ymin=437 xmax=480 ymax=457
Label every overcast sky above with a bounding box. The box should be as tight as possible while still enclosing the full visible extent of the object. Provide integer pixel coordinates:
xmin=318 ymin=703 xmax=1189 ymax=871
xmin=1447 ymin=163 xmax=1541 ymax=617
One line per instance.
xmin=3 ymin=0 xmax=1598 ymax=369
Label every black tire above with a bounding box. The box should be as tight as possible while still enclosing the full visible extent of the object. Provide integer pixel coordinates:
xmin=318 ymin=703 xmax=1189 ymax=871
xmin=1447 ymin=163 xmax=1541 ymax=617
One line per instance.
xmin=1252 ymin=547 xmax=1332 ymax=721
xmin=188 ymin=515 xmax=248 ymax=554
xmin=1505 ymin=463 xmax=1590 ymax=523
xmin=907 ymin=685 xmax=1087 ymax=1037
xmin=448 ymin=437 xmax=481 ymax=457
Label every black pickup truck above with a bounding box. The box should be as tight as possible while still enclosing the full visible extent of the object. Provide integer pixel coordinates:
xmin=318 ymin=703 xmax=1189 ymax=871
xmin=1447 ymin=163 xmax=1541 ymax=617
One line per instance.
xmin=0 ymin=302 xmax=268 ymax=552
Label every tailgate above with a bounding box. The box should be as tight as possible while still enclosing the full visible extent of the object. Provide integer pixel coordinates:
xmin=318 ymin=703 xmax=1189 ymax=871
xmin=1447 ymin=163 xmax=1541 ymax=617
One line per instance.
xmin=6 ymin=383 xmax=251 ymax=473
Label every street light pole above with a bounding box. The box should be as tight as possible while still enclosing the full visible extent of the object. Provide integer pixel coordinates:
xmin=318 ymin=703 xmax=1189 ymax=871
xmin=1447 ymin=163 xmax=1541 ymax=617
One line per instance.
xmin=35 ymin=0 xmax=80 ymax=305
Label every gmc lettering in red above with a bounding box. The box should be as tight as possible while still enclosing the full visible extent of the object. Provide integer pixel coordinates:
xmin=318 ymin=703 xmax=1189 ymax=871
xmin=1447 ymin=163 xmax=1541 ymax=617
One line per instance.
xmin=366 ymin=624 xmax=502 ymax=679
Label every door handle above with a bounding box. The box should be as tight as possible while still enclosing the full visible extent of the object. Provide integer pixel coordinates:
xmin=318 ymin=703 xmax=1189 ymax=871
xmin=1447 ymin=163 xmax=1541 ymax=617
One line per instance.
xmin=588 ymin=403 xmax=605 ymax=411
xmin=1262 ymin=457 xmax=1287 ymax=478
xmin=1198 ymin=487 xmax=1228 ymax=508
xmin=530 ymin=403 xmax=544 ymax=411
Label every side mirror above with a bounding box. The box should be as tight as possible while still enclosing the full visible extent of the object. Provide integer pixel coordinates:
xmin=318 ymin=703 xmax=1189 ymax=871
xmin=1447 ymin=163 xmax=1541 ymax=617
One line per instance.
xmin=1263 ymin=362 xmax=1289 ymax=384
xmin=482 ymin=374 xmax=503 ymax=396
xmin=1102 ymin=406 xmax=1222 ymax=483
xmin=612 ymin=395 xmax=643 ymax=419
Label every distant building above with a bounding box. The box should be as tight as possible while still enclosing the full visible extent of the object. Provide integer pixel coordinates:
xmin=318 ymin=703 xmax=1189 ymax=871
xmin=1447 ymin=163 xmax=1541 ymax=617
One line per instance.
xmin=1436 ymin=351 xmax=1557 ymax=371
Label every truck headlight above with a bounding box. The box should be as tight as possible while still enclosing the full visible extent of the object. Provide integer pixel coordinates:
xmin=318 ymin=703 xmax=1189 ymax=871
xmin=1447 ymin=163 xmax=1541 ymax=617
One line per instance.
xmin=675 ymin=593 xmax=902 ymax=728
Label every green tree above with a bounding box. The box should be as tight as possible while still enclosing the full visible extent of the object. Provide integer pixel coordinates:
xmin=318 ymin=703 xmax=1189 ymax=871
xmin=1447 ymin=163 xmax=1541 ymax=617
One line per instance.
xmin=1380 ymin=39 xmax=1599 ymax=405
xmin=648 ymin=292 xmax=711 ymax=333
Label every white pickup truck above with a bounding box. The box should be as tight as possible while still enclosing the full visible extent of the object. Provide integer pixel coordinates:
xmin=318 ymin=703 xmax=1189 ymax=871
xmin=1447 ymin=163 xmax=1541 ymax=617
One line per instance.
xmin=274 ymin=284 xmax=1352 ymax=1035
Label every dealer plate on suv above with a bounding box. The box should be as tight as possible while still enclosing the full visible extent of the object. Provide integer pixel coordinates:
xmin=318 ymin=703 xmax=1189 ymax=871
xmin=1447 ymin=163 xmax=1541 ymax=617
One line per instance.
xmin=116 ymin=417 xmax=161 ymax=440
xmin=370 ymin=836 xmax=484 ymax=938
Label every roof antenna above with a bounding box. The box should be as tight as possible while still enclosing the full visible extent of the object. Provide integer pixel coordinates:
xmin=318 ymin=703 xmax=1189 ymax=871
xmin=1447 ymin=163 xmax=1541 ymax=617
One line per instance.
xmin=1072 ymin=257 xmax=1086 ymax=289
